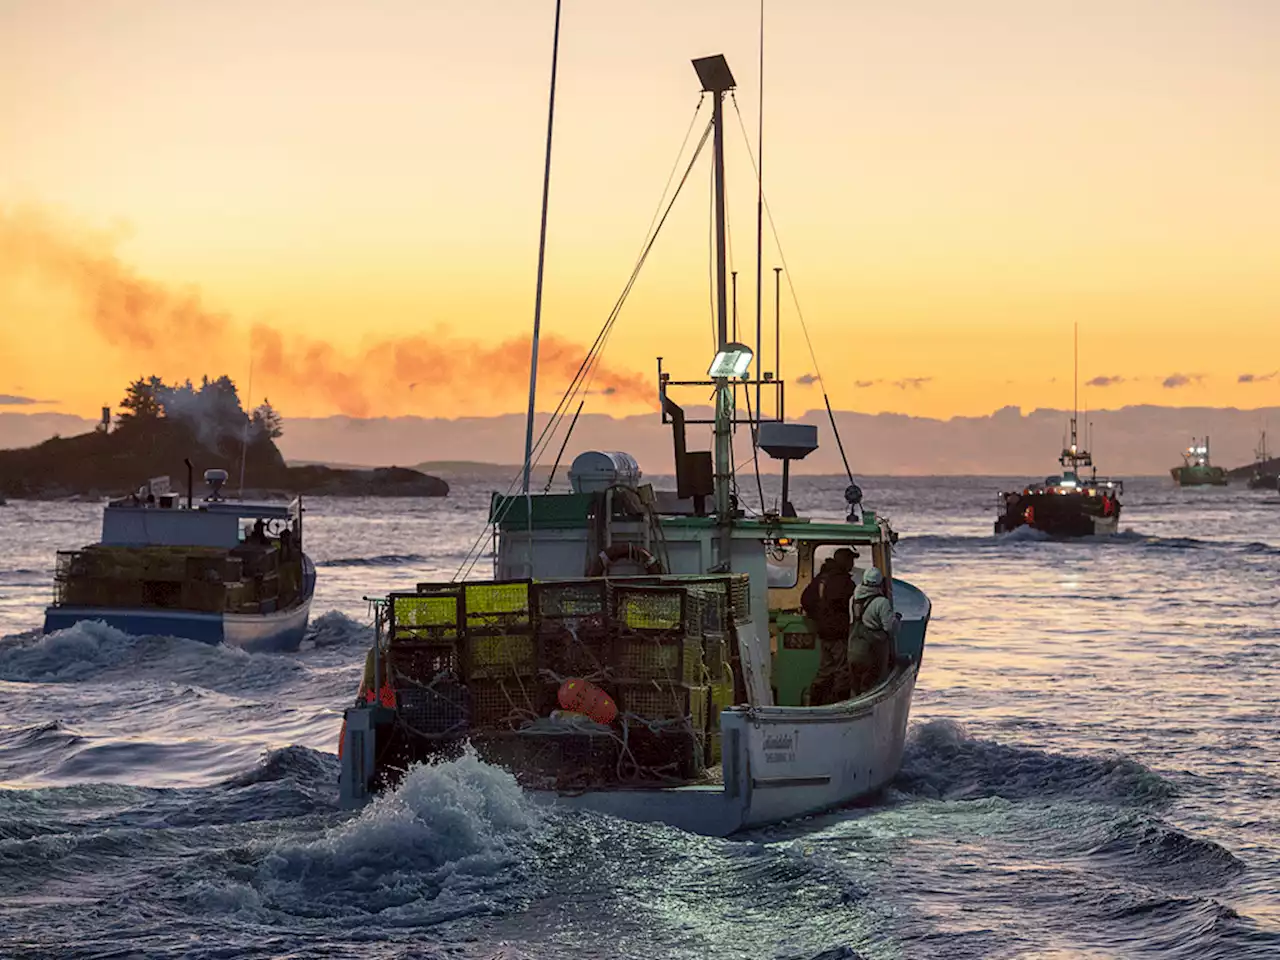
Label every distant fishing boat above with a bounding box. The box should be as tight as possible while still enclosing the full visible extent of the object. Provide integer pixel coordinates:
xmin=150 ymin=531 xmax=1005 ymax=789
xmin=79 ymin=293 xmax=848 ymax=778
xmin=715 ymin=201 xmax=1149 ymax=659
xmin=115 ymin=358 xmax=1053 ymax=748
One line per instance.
xmin=43 ymin=466 xmax=314 ymax=651
xmin=1246 ymin=430 xmax=1278 ymax=491
xmin=1171 ymin=438 xmax=1228 ymax=487
xmin=337 ymin=49 xmax=931 ymax=836
xmin=995 ymin=326 xmax=1124 ymax=537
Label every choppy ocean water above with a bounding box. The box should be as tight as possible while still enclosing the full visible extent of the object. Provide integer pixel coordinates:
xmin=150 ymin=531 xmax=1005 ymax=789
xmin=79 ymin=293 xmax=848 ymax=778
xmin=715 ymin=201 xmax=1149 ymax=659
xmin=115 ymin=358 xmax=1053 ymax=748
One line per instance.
xmin=1 ymin=474 xmax=1277 ymax=959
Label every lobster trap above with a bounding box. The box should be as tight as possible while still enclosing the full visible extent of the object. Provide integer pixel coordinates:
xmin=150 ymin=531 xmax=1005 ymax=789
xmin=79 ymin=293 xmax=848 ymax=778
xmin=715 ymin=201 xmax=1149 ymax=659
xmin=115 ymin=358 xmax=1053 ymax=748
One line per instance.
xmin=373 ymin=574 xmax=749 ymax=787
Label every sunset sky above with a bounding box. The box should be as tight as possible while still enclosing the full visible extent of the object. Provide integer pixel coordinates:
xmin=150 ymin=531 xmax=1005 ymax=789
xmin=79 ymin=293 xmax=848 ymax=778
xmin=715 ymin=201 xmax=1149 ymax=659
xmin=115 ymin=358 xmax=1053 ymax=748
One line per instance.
xmin=2 ymin=0 xmax=1278 ymax=421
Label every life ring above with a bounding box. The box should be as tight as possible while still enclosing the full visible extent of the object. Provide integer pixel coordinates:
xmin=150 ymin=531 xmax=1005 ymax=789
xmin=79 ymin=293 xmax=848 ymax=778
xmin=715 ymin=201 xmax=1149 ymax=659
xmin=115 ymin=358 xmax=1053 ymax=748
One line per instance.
xmin=586 ymin=542 xmax=663 ymax=577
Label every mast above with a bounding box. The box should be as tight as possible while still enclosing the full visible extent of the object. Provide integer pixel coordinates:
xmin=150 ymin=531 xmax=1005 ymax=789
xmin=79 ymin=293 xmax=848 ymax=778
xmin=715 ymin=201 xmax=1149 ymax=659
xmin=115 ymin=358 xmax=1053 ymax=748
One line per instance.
xmin=1072 ymin=321 xmax=1079 ymax=455
xmin=754 ymin=0 xmax=765 ymax=427
xmin=693 ymin=55 xmax=737 ymax=562
xmin=1061 ymin=321 xmax=1090 ymax=473
xmin=774 ymin=265 xmax=783 ymax=419
xmin=521 ymin=0 xmax=563 ymax=494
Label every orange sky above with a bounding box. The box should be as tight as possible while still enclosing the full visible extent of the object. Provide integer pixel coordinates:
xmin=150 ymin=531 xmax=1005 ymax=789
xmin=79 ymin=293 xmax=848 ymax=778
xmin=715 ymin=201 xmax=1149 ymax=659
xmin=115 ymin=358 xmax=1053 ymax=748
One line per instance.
xmin=2 ymin=0 xmax=1278 ymax=421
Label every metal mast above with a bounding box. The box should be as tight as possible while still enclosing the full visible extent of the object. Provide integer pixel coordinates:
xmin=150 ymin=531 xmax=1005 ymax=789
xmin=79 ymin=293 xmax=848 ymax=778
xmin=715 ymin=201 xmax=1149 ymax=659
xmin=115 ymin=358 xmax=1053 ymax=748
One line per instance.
xmin=521 ymin=0 xmax=563 ymax=494
xmin=754 ymin=0 xmax=765 ymax=425
xmin=1072 ymin=320 xmax=1079 ymax=454
xmin=693 ymin=55 xmax=737 ymax=563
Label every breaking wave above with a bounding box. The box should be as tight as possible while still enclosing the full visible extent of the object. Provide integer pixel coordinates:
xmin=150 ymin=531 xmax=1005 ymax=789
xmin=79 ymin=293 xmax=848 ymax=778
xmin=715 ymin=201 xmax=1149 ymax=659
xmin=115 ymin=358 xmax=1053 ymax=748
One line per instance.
xmin=232 ymin=748 xmax=543 ymax=925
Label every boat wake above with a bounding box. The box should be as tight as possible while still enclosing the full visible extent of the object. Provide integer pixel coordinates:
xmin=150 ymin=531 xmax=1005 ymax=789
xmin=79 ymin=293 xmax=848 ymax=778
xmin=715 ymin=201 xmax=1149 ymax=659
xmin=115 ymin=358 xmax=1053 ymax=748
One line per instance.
xmin=0 ymin=619 xmax=305 ymax=691
xmin=900 ymin=529 xmax=1280 ymax=557
xmin=304 ymin=610 xmax=370 ymax=648
xmin=318 ymin=552 xmax=434 ymax=568
xmin=896 ymin=719 xmax=1174 ymax=806
xmin=221 ymin=747 xmax=545 ymax=925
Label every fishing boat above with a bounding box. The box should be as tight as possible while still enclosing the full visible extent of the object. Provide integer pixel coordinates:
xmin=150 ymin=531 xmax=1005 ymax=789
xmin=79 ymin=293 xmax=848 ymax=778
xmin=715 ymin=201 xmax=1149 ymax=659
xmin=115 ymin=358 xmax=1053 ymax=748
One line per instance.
xmin=1246 ymin=431 xmax=1278 ymax=491
xmin=43 ymin=465 xmax=315 ymax=651
xmin=1171 ymin=437 xmax=1228 ymax=487
xmin=337 ymin=51 xmax=932 ymax=836
xmin=995 ymin=327 xmax=1124 ymax=537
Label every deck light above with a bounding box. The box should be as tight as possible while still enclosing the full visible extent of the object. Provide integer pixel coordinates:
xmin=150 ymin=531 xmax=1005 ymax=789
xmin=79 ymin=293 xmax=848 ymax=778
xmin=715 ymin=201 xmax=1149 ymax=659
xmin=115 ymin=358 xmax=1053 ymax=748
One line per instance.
xmin=708 ymin=342 xmax=754 ymax=379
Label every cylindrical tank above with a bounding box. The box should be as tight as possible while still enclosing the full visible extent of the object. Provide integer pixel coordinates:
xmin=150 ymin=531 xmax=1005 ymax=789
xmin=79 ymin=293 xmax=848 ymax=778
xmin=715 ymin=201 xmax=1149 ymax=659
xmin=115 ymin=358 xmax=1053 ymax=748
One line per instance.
xmin=568 ymin=451 xmax=642 ymax=494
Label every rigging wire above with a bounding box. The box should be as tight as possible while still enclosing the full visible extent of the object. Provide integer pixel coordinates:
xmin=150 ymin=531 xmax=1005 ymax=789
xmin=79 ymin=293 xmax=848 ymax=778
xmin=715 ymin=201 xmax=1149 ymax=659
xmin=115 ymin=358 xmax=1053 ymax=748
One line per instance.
xmin=543 ymin=399 xmax=585 ymax=493
xmin=729 ymin=95 xmax=855 ymax=484
xmin=454 ymin=108 xmax=714 ymax=580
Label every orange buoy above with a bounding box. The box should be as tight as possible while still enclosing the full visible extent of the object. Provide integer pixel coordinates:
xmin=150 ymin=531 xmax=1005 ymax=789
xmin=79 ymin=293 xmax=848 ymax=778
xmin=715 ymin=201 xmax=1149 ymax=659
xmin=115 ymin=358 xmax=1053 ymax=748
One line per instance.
xmin=558 ymin=678 xmax=617 ymax=724
xmin=366 ymin=681 xmax=396 ymax=709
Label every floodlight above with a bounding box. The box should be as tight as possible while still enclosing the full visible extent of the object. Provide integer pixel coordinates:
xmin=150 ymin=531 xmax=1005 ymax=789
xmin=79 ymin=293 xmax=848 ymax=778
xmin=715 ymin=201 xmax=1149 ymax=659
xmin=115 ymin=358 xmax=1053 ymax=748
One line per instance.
xmin=708 ymin=342 xmax=753 ymax=379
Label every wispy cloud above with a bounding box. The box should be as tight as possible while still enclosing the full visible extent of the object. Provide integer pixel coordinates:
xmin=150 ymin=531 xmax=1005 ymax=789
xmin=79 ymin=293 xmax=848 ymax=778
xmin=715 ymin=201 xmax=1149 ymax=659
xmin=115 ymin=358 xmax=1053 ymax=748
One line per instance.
xmin=1238 ymin=372 xmax=1277 ymax=384
xmin=1162 ymin=373 xmax=1202 ymax=389
xmin=0 ymin=394 xmax=56 ymax=406
xmin=854 ymin=380 xmax=878 ymax=389
xmin=893 ymin=377 xmax=932 ymax=390
xmin=1086 ymin=375 xmax=1124 ymax=388
xmin=794 ymin=373 xmax=819 ymax=386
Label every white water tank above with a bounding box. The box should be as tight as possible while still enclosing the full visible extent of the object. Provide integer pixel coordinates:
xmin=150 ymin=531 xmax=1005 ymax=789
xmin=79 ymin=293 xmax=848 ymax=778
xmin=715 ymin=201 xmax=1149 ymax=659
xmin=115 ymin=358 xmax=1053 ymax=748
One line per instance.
xmin=569 ymin=451 xmax=642 ymax=494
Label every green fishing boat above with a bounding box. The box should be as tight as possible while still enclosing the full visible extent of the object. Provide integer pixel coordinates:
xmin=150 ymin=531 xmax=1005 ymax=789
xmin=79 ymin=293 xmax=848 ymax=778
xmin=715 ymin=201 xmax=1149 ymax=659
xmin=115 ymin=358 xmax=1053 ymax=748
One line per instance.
xmin=1171 ymin=437 xmax=1228 ymax=487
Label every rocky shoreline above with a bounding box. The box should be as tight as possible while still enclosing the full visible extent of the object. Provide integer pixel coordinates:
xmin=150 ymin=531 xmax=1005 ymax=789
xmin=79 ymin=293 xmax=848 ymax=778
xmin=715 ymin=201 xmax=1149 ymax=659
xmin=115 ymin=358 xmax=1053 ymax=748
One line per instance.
xmin=0 ymin=422 xmax=448 ymax=501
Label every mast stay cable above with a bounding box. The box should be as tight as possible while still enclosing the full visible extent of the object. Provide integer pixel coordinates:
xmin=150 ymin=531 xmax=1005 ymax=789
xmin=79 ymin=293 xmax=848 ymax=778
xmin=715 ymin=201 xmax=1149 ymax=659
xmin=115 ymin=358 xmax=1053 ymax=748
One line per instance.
xmin=454 ymin=104 xmax=713 ymax=580
xmin=730 ymin=95 xmax=855 ymax=485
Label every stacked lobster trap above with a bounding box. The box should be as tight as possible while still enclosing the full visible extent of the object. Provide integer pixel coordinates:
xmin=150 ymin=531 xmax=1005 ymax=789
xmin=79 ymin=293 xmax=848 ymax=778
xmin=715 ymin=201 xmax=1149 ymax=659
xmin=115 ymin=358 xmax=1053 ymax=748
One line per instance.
xmin=368 ymin=574 xmax=749 ymax=789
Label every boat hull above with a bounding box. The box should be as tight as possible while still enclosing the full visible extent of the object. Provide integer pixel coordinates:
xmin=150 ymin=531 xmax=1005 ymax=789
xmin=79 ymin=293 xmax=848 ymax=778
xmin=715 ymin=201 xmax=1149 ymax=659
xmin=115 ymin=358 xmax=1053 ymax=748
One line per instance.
xmin=340 ymin=584 xmax=931 ymax=836
xmin=41 ymin=556 xmax=316 ymax=652
xmin=1171 ymin=466 xmax=1228 ymax=486
xmin=995 ymin=492 xmax=1120 ymax=537
xmin=340 ymin=659 xmax=920 ymax=836
xmin=535 ymin=660 xmax=919 ymax=836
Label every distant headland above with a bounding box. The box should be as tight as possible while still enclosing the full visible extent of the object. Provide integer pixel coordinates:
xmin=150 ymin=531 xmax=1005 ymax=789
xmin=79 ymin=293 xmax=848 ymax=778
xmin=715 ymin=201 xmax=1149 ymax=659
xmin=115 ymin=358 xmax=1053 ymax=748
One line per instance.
xmin=0 ymin=375 xmax=448 ymax=500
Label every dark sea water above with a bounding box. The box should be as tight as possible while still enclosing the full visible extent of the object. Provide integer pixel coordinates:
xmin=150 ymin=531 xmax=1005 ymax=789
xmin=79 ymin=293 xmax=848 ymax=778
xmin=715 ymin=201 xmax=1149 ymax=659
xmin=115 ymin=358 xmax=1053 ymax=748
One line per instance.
xmin=1 ymin=475 xmax=1277 ymax=959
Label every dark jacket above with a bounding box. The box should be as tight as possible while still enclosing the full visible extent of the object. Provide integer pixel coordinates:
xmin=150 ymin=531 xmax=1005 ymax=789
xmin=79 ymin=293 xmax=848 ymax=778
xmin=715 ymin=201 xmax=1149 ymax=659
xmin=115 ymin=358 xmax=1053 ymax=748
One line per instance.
xmin=801 ymin=566 xmax=855 ymax=639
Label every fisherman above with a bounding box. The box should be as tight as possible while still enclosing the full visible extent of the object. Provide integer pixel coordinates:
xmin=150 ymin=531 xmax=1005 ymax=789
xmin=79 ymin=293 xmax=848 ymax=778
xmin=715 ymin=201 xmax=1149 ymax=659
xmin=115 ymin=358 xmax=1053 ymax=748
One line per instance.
xmin=801 ymin=547 xmax=857 ymax=705
xmin=848 ymin=567 xmax=901 ymax=695
xmin=249 ymin=518 xmax=267 ymax=544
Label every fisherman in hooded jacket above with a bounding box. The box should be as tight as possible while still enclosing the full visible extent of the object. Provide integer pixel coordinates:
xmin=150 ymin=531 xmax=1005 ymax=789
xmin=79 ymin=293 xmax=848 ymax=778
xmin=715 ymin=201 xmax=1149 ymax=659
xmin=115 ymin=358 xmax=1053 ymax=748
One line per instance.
xmin=848 ymin=567 xmax=901 ymax=695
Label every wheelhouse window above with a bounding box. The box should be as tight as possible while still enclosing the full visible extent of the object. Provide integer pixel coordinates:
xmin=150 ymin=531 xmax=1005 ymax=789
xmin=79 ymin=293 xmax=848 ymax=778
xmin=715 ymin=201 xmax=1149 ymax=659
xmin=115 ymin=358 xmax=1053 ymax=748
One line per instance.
xmin=765 ymin=540 xmax=799 ymax=588
xmin=811 ymin=543 xmax=863 ymax=577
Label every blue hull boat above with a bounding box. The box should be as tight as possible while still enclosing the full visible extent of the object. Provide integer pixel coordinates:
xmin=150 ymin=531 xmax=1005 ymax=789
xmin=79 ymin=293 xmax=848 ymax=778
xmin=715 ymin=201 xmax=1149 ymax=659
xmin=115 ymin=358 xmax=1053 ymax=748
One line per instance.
xmin=43 ymin=557 xmax=316 ymax=652
xmin=42 ymin=468 xmax=315 ymax=652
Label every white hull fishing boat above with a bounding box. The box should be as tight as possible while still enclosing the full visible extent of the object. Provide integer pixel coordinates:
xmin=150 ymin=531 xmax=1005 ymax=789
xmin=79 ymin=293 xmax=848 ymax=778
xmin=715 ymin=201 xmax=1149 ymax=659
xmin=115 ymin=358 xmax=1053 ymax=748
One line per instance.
xmin=338 ymin=47 xmax=931 ymax=836
xmin=44 ymin=466 xmax=315 ymax=652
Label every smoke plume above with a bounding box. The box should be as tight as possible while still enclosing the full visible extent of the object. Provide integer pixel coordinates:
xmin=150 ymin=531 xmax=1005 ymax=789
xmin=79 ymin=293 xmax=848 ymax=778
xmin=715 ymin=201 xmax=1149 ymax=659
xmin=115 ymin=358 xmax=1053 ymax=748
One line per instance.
xmin=0 ymin=205 xmax=653 ymax=417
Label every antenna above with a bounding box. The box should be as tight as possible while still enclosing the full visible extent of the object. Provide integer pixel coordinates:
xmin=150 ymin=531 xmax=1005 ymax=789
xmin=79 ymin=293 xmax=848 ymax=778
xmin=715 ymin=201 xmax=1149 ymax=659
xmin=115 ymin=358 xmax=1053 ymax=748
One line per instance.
xmin=1072 ymin=321 xmax=1079 ymax=451
xmin=774 ymin=265 xmax=783 ymax=419
xmin=732 ymin=270 xmax=738 ymax=341
xmin=754 ymin=0 xmax=766 ymax=427
xmin=521 ymin=0 xmax=563 ymax=495
xmin=237 ymin=354 xmax=254 ymax=498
